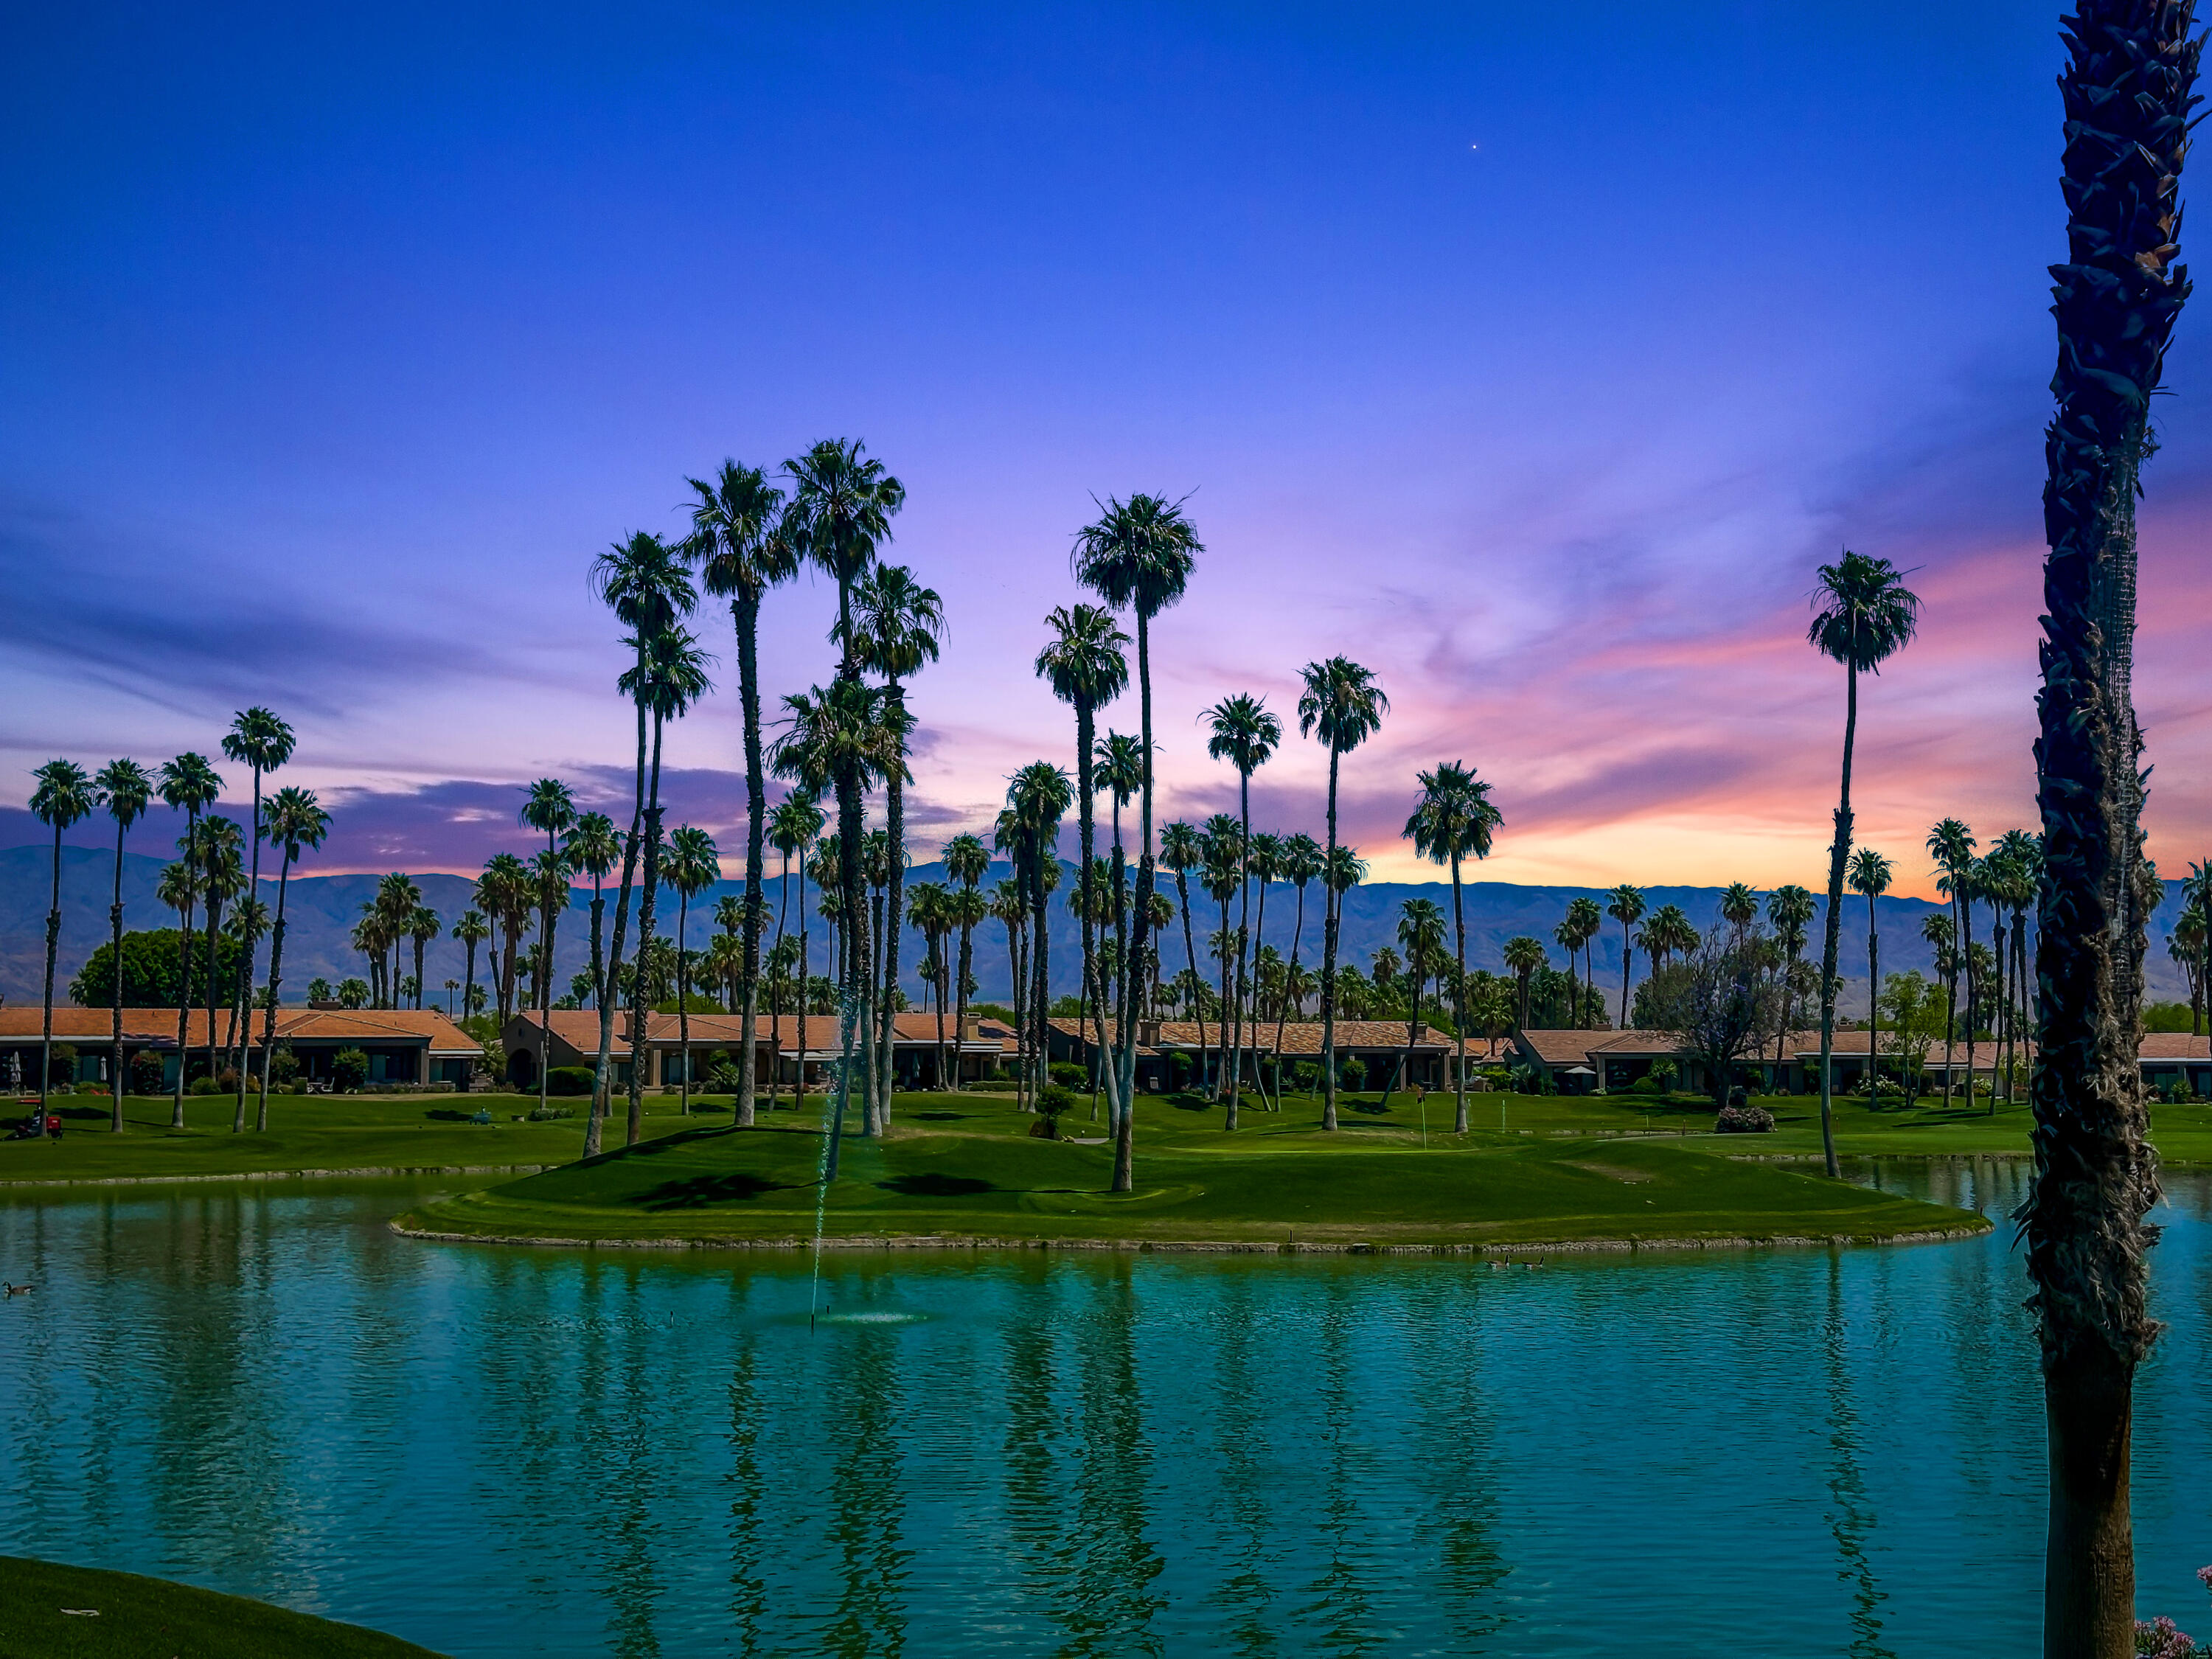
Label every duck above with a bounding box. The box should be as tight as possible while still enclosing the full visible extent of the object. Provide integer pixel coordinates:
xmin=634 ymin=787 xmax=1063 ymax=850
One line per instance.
xmin=3 ymin=1282 xmax=32 ymax=1297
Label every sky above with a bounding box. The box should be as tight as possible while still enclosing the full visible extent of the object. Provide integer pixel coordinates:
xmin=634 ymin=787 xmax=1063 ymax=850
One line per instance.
xmin=6 ymin=1 xmax=2212 ymax=902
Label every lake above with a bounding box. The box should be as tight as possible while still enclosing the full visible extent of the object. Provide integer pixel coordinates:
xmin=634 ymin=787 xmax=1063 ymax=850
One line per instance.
xmin=3 ymin=1161 xmax=2211 ymax=1657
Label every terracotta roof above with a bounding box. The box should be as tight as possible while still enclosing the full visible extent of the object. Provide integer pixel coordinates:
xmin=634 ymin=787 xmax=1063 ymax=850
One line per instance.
xmin=0 ymin=1006 xmax=481 ymax=1054
xmin=1513 ymin=1029 xmax=1609 ymax=1065
xmin=2138 ymin=1034 xmax=2212 ymax=1062
xmin=1048 ymin=1018 xmax=1459 ymax=1056
xmin=509 ymin=1008 xmax=1016 ymax=1054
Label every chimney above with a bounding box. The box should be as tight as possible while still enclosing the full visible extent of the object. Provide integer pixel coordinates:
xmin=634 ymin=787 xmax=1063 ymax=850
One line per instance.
xmin=1138 ymin=1018 xmax=1161 ymax=1048
xmin=961 ymin=1014 xmax=981 ymax=1043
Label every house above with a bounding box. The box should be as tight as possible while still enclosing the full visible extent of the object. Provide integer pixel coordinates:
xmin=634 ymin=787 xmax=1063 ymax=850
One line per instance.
xmin=501 ymin=1009 xmax=1017 ymax=1091
xmin=1046 ymin=1017 xmax=1474 ymax=1093
xmin=1509 ymin=1026 xmax=2051 ymax=1097
xmin=0 ymin=1006 xmax=484 ymax=1091
xmin=2138 ymin=1033 xmax=2212 ymax=1097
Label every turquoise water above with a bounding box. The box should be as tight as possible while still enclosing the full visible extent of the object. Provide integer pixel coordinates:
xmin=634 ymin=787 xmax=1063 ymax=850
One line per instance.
xmin=3 ymin=1164 xmax=2211 ymax=1657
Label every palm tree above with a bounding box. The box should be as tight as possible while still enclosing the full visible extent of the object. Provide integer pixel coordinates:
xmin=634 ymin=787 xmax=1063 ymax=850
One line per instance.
xmin=563 ymin=812 xmax=619 ymax=1018
xmin=1005 ymin=764 xmax=1074 ymax=1110
xmin=451 ymin=911 xmax=490 ymax=1032
xmin=1719 ymin=883 xmax=1760 ymax=945
xmin=854 ymin=562 xmax=944 ymax=1121
xmin=1203 ymin=692 xmax=1281 ymax=1129
xmin=93 ymin=759 xmax=153 ymax=1130
xmin=617 ymin=625 xmax=714 ymax=1146
xmin=990 ymin=878 xmax=1029 ymax=1099
xmin=1605 ymin=883 xmax=1646 ymax=1032
xmin=1244 ymin=832 xmax=1282 ymax=1107
xmin=1502 ymin=935 xmax=1545 ymax=1032
xmin=586 ymin=528 xmax=698 ymax=1157
xmin=1199 ymin=819 xmax=1242 ymax=1107
xmin=664 ymin=824 xmax=720 ymax=1115
xmin=1073 ymin=490 xmax=1201 ymax=1189
xmin=1038 ymin=603 xmax=1130 ymax=1119
xmin=1298 ymin=656 xmax=1388 ymax=1132
xmin=1565 ymin=896 xmax=1604 ymax=1028
xmin=253 ymin=787 xmax=328 ymax=1130
xmin=906 ymin=883 xmax=951 ymax=1088
xmin=771 ymin=796 xmax=828 ymax=1115
xmin=1159 ymin=821 xmax=1204 ymax=1025
xmin=1275 ymin=831 xmax=1325 ymax=1102
xmin=1405 ymin=762 xmax=1500 ymax=1133
xmin=518 ymin=776 xmax=577 ymax=1113
xmin=1991 ymin=829 xmax=2042 ymax=1102
xmin=689 ymin=460 xmax=801 ymax=1129
xmin=1845 ymin=849 xmax=1893 ymax=1096
xmin=1382 ymin=897 xmax=1447 ymax=1110
xmin=156 ymin=753 xmax=221 ymax=1127
xmin=409 ymin=905 xmax=439 ymax=1009
xmin=29 ymin=760 xmax=94 ymax=1118
xmin=155 ymin=858 xmax=200 ymax=1120
xmin=2024 ymin=14 xmax=2196 ymax=1635
xmin=1927 ymin=818 xmax=1978 ymax=1109
xmin=1642 ymin=903 xmax=1697 ymax=971
xmin=1767 ymin=885 xmax=1816 ymax=1066
xmin=473 ymin=856 xmax=526 ymax=1032
xmin=1804 ymin=551 xmax=1921 ymax=1175
xmin=1096 ymin=733 xmax=1144 ymax=1098
xmin=220 ymin=708 xmax=294 ymax=1128
xmin=195 ymin=817 xmax=246 ymax=1090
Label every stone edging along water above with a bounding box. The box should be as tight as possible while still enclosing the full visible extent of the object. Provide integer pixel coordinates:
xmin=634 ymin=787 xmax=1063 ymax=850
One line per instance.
xmin=386 ymin=1218 xmax=1990 ymax=1256
xmin=0 ymin=1164 xmax=552 ymax=1190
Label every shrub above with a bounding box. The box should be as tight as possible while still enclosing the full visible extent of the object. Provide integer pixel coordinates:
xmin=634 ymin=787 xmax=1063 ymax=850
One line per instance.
xmin=1048 ymin=1062 xmax=1086 ymax=1089
xmin=708 ymin=1062 xmax=741 ymax=1093
xmin=971 ymin=1078 xmax=1020 ymax=1093
xmin=1340 ymin=1057 xmax=1368 ymax=1091
xmin=330 ymin=1048 xmax=370 ymax=1093
xmin=268 ymin=1046 xmax=301 ymax=1086
xmin=187 ymin=1076 xmax=224 ymax=1096
xmin=1715 ymin=1104 xmax=1775 ymax=1134
xmin=1038 ymin=1082 xmax=1076 ymax=1119
xmin=128 ymin=1051 xmax=166 ymax=1096
xmin=527 ymin=1104 xmax=577 ymax=1121
xmin=1628 ymin=1074 xmax=1666 ymax=1096
xmin=545 ymin=1065 xmax=596 ymax=1098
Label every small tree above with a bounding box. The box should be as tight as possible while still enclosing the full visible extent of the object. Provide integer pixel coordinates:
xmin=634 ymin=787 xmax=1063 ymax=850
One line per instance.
xmin=331 ymin=1048 xmax=369 ymax=1093
xmin=1645 ymin=925 xmax=1785 ymax=1109
xmin=1875 ymin=971 xmax=1944 ymax=1100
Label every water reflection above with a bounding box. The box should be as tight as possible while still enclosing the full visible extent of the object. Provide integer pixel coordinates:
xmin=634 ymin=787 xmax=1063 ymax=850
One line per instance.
xmin=1 ymin=1171 xmax=2208 ymax=1657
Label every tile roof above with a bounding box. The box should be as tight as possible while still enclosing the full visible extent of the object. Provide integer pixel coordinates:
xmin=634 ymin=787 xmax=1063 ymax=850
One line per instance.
xmin=1048 ymin=1018 xmax=1460 ymax=1056
xmin=2138 ymin=1033 xmax=2212 ymax=1061
xmin=0 ymin=1006 xmax=481 ymax=1054
xmin=511 ymin=1008 xmax=1018 ymax=1054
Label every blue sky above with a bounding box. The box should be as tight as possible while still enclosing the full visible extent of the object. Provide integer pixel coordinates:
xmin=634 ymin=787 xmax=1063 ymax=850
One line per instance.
xmin=6 ymin=3 xmax=2210 ymax=897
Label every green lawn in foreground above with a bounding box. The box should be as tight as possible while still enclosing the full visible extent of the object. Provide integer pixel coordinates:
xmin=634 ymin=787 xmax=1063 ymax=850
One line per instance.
xmin=0 ymin=1557 xmax=444 ymax=1658
xmin=0 ymin=1091 xmax=726 ymax=1184
xmin=398 ymin=1093 xmax=1987 ymax=1249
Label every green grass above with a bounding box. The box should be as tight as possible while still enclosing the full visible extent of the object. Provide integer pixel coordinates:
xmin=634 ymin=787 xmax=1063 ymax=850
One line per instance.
xmin=397 ymin=1091 xmax=1987 ymax=1251
xmin=0 ymin=1091 xmax=740 ymax=1185
xmin=0 ymin=1557 xmax=445 ymax=1658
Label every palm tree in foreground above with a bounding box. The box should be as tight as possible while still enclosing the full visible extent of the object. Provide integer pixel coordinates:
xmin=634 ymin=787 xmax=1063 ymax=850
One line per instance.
xmin=1204 ymin=692 xmax=1281 ymax=1130
xmin=1073 ymin=490 xmax=1201 ymax=1190
xmin=2025 ymin=7 xmax=2194 ymax=1645
xmin=666 ymin=824 xmax=721 ymax=1114
xmin=221 ymin=707 xmax=294 ymax=1131
xmin=1847 ymin=849 xmax=1893 ymax=1099
xmin=1405 ymin=762 xmax=1500 ymax=1133
xmin=30 ymin=761 xmax=95 ymax=1121
xmin=690 ymin=459 xmax=799 ymax=1130
xmin=1808 ymin=551 xmax=1919 ymax=1178
xmin=1298 ymin=656 xmax=1388 ymax=1132
xmin=157 ymin=752 xmax=220 ymax=1127
xmin=255 ymin=787 xmax=330 ymax=1129
xmin=94 ymin=759 xmax=153 ymax=1130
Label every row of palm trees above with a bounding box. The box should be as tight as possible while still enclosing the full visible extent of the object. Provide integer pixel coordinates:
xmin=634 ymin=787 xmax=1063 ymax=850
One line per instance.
xmin=29 ymin=709 xmax=329 ymax=1137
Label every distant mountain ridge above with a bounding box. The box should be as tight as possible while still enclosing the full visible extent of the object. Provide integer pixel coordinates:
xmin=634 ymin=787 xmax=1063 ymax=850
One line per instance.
xmin=0 ymin=844 xmax=2197 ymax=1015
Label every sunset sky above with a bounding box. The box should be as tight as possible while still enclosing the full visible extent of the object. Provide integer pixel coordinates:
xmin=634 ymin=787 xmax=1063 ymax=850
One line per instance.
xmin=7 ymin=3 xmax=2212 ymax=902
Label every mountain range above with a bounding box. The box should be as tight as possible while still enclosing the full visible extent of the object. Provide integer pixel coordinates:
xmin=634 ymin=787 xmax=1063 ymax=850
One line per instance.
xmin=1 ymin=844 xmax=2197 ymax=1018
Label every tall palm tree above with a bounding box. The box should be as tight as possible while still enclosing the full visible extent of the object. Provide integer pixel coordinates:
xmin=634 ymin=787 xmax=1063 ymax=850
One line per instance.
xmin=1199 ymin=819 xmax=1242 ymax=1107
xmin=853 ymin=562 xmax=944 ymax=1121
xmin=156 ymin=753 xmax=221 ymax=1127
xmin=2025 ymin=10 xmax=2196 ymax=1640
xmin=689 ymin=460 xmax=801 ymax=1129
xmin=1993 ymin=827 xmax=2043 ymax=1101
xmin=906 ymin=883 xmax=951 ymax=1088
xmin=664 ymin=824 xmax=720 ymax=1115
xmin=1298 ymin=656 xmax=1388 ymax=1132
xmin=1382 ymin=897 xmax=1447 ymax=1111
xmin=990 ymin=878 xmax=1029 ymax=1102
xmin=1405 ymin=762 xmax=1500 ymax=1133
xmin=563 ymin=812 xmax=619 ymax=1018
xmin=1203 ymin=692 xmax=1281 ymax=1128
xmin=772 ymin=681 xmax=900 ymax=1166
xmin=1606 ymin=883 xmax=1646 ymax=1032
xmin=1159 ymin=821 xmax=1204 ymax=1027
xmin=771 ymin=796 xmax=828 ymax=1115
xmin=1244 ymin=832 xmax=1282 ymax=1107
xmin=1503 ymin=935 xmax=1546 ymax=1032
xmin=1096 ymin=733 xmax=1144 ymax=1099
xmin=29 ymin=760 xmax=94 ymax=1119
xmin=473 ymin=857 xmax=526 ymax=1031
xmin=617 ymin=625 xmax=714 ymax=1146
xmin=1806 ymin=551 xmax=1921 ymax=1177
xmin=1004 ymin=764 xmax=1074 ymax=1110
xmin=1038 ymin=603 xmax=1130 ymax=1119
xmin=1073 ymin=490 xmax=1201 ymax=1189
xmin=1275 ymin=831 xmax=1326 ymax=1101
xmin=452 ymin=910 xmax=490 ymax=1034
xmin=1767 ymin=885 xmax=1816 ymax=1065
xmin=254 ymin=786 xmax=328 ymax=1130
xmin=220 ymin=708 xmax=294 ymax=1129
xmin=156 ymin=858 xmax=201 ymax=1115
xmin=1846 ymin=849 xmax=1893 ymax=1096
xmin=1927 ymin=818 xmax=1979 ymax=1109
xmin=520 ymin=779 xmax=577 ymax=1116
xmin=93 ymin=759 xmax=153 ymax=1131
xmin=586 ymin=528 xmax=697 ymax=1157
xmin=1719 ymin=883 xmax=1760 ymax=945
xmin=195 ymin=817 xmax=246 ymax=1090
xmin=1565 ymin=896 xmax=1604 ymax=1028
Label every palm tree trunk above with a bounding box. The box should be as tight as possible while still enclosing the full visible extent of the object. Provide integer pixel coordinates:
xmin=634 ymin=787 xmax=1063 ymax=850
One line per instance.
xmin=1228 ymin=773 xmax=1252 ymax=1125
xmin=676 ymin=889 xmax=693 ymax=1116
xmin=1321 ymin=745 xmax=1343 ymax=1133
xmin=877 ymin=683 xmax=908 ymax=1126
xmin=40 ymin=822 xmax=63 ymax=1124
xmin=1814 ymin=664 xmax=1857 ymax=1179
xmin=256 ymin=852 xmax=295 ymax=1133
xmin=1031 ymin=849 xmax=1051 ymax=1112
xmin=795 ymin=847 xmax=810 ymax=1122
xmin=1111 ymin=614 xmax=1154 ymax=1192
xmin=1251 ymin=869 xmax=1272 ymax=1110
xmin=1277 ymin=880 xmax=1303 ymax=1118
xmin=1865 ymin=893 xmax=1881 ymax=1107
xmin=203 ymin=893 xmax=223 ymax=1102
xmin=587 ymin=662 xmax=649 ymax=1160
xmin=629 ymin=710 xmax=669 ymax=1148
xmin=1214 ymin=889 xmax=1232 ymax=1113
xmin=826 ymin=754 xmax=869 ymax=1175
xmin=737 ymin=592 xmax=765 ymax=1129
xmin=173 ymin=818 xmax=197 ymax=1129
xmin=1384 ymin=970 xmax=1422 ymax=1112
xmin=1450 ymin=854 xmax=1470 ymax=1135
xmin=109 ymin=818 xmax=128 ymax=1133
xmin=953 ymin=906 xmax=974 ymax=1097
xmin=1618 ymin=922 xmax=1633 ymax=1032
xmin=1110 ymin=801 xmax=1128 ymax=1128
xmin=1074 ymin=702 xmax=1105 ymax=1121
xmin=232 ymin=770 xmax=263 ymax=1133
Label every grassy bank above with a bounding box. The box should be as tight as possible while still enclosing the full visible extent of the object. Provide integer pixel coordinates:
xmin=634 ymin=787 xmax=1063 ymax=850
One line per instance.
xmin=0 ymin=1091 xmax=731 ymax=1185
xmin=0 ymin=1557 xmax=445 ymax=1658
xmin=397 ymin=1093 xmax=1987 ymax=1251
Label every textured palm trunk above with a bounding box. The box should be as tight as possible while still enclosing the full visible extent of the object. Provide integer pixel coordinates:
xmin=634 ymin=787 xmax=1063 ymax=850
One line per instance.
xmin=1962 ymin=891 xmax=1980 ymax=1110
xmin=629 ymin=712 xmax=669 ymax=1148
xmin=40 ymin=824 xmax=62 ymax=1123
xmin=1250 ymin=871 xmax=1271 ymax=1110
xmin=173 ymin=818 xmax=197 ymax=1129
xmin=1450 ymin=855 xmax=1470 ymax=1134
xmin=108 ymin=819 xmax=128 ymax=1133
xmin=2025 ymin=7 xmax=2194 ymax=1653
xmin=1214 ymin=888 xmax=1232 ymax=1112
xmin=737 ymin=594 xmax=765 ymax=1128
xmin=877 ymin=683 xmax=908 ymax=1126
xmin=1276 ymin=880 xmax=1304 ymax=1117
xmin=1815 ymin=664 xmax=1857 ymax=1180
xmin=256 ymin=853 xmax=295 ymax=1133
xmin=1227 ymin=775 xmax=1252 ymax=1125
xmin=1320 ymin=746 xmax=1343 ymax=1133
xmin=1110 ymin=802 xmax=1128 ymax=1127
xmin=1073 ymin=703 xmax=1105 ymax=1121
xmin=1031 ymin=848 xmax=1051 ymax=1112
xmin=232 ymin=771 xmax=264 ymax=1133
xmin=953 ymin=908 xmax=974 ymax=1098
xmin=1111 ymin=616 xmax=1155 ymax=1192
xmin=676 ymin=890 xmax=692 ymax=1116
xmin=827 ymin=751 xmax=871 ymax=1171
xmin=203 ymin=891 xmax=224 ymax=1101
xmin=1865 ymin=895 xmax=1881 ymax=1105
xmin=795 ymin=847 xmax=810 ymax=1123
xmin=588 ymin=687 xmax=646 ymax=1158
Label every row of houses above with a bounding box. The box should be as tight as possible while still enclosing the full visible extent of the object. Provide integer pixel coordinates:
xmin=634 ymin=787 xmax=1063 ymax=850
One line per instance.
xmin=8 ymin=1003 xmax=2209 ymax=1101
